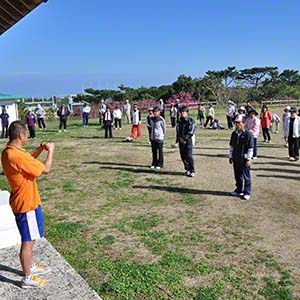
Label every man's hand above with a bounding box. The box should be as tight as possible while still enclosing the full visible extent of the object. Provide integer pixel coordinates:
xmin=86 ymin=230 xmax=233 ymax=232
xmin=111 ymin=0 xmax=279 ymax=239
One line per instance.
xmin=44 ymin=143 xmax=55 ymax=152
xmin=245 ymin=160 xmax=251 ymax=167
xmin=229 ymin=158 xmax=233 ymax=164
xmin=179 ymin=137 xmax=186 ymax=144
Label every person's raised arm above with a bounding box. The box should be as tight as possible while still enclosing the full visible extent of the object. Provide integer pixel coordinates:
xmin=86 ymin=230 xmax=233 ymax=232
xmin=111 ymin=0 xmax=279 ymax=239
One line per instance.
xmin=43 ymin=143 xmax=55 ymax=174
xmin=31 ymin=143 xmax=46 ymax=158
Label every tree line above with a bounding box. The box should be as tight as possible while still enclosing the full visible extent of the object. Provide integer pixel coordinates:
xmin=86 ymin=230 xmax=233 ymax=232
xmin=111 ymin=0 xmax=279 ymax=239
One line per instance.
xmin=73 ymin=66 xmax=300 ymax=105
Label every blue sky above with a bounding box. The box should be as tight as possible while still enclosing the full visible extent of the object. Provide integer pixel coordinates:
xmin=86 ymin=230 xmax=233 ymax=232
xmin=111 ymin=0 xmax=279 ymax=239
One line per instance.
xmin=0 ymin=0 xmax=299 ymax=97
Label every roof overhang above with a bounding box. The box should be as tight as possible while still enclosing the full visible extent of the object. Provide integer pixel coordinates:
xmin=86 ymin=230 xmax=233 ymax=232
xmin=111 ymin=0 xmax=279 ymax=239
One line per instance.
xmin=0 ymin=0 xmax=48 ymax=36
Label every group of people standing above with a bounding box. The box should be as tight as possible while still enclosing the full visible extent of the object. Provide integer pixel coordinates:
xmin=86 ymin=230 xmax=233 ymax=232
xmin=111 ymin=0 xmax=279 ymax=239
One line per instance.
xmin=144 ymin=104 xmax=196 ymax=177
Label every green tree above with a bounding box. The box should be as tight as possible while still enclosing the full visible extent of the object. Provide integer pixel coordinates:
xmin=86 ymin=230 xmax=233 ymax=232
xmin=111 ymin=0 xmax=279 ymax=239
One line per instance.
xmin=172 ymin=74 xmax=195 ymax=94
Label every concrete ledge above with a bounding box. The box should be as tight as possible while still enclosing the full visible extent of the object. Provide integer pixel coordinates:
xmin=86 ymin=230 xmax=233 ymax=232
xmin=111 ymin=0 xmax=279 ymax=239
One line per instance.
xmin=0 ymin=238 xmax=102 ymax=300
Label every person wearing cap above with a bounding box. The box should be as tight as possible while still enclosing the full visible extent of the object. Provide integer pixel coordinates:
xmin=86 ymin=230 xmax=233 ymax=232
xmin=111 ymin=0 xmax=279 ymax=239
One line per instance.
xmin=130 ymin=104 xmax=141 ymax=140
xmin=226 ymin=100 xmax=236 ymax=129
xmin=176 ymin=106 xmax=196 ymax=177
xmin=245 ymin=109 xmax=260 ymax=159
xmin=0 ymin=108 xmax=9 ymax=138
xmin=98 ymin=99 xmax=106 ymax=126
xmin=236 ymin=106 xmax=246 ymax=123
xmin=282 ymin=106 xmax=291 ymax=147
xmin=229 ymin=118 xmax=254 ymax=200
xmin=204 ymin=103 xmax=214 ymax=128
xmin=283 ymin=106 xmax=300 ymax=161
xmin=35 ymin=104 xmax=47 ymax=130
xmin=260 ymin=105 xmax=272 ymax=143
xmin=146 ymin=107 xmax=154 ymax=142
xmin=149 ymin=107 xmax=166 ymax=169
xmin=170 ymin=103 xmax=178 ymax=128
xmin=57 ymin=104 xmax=70 ymax=133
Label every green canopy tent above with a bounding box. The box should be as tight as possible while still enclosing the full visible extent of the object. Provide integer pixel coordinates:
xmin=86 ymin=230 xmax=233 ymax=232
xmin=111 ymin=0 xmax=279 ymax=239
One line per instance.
xmin=0 ymin=93 xmax=23 ymax=127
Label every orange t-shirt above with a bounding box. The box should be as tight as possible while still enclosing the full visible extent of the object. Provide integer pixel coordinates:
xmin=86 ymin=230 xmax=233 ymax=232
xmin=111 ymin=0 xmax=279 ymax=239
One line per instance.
xmin=1 ymin=145 xmax=45 ymax=213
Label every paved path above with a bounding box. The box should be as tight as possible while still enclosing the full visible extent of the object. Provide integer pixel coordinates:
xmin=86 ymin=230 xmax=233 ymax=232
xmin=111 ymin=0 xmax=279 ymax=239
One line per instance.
xmin=0 ymin=238 xmax=102 ymax=300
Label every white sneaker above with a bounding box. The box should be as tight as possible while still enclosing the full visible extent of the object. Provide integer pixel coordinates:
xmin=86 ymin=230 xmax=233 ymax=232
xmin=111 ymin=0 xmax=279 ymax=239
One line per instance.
xmin=242 ymin=195 xmax=251 ymax=201
xmin=21 ymin=274 xmax=48 ymax=288
xmin=252 ymin=156 xmax=257 ymax=160
xmin=187 ymin=172 xmax=195 ymax=177
xmin=185 ymin=170 xmax=191 ymax=176
xmin=58 ymin=130 xmax=62 ymax=133
xmin=155 ymin=166 xmax=161 ymax=169
xmin=289 ymin=157 xmax=296 ymax=161
xmin=64 ymin=129 xmax=67 ymax=132
xmin=30 ymin=263 xmax=51 ymax=275
xmin=230 ymin=191 xmax=244 ymax=197
xmin=150 ymin=166 xmax=155 ymax=169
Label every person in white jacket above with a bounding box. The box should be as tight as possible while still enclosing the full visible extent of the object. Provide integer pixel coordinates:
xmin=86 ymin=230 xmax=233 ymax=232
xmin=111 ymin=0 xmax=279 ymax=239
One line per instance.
xmin=113 ymin=106 xmax=122 ymax=129
xmin=283 ymin=107 xmax=300 ymax=161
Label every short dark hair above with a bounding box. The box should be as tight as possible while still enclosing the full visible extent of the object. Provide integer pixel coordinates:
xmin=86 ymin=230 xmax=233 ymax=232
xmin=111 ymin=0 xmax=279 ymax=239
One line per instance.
xmin=179 ymin=105 xmax=189 ymax=113
xmin=8 ymin=121 xmax=27 ymax=141
xmin=153 ymin=106 xmax=160 ymax=113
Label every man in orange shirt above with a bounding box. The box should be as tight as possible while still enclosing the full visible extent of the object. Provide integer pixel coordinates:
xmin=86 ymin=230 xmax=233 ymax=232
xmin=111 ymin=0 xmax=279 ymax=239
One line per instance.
xmin=1 ymin=121 xmax=55 ymax=288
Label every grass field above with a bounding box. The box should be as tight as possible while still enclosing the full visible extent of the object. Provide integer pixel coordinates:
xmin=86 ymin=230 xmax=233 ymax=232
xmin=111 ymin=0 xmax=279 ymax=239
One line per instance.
xmin=0 ymin=107 xmax=299 ymax=300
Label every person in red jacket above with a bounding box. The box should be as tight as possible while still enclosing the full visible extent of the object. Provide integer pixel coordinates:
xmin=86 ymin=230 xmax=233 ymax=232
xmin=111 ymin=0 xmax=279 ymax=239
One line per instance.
xmin=260 ymin=105 xmax=272 ymax=143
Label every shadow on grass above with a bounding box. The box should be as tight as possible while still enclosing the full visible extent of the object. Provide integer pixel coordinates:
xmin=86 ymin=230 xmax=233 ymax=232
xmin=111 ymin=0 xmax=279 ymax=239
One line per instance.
xmin=256 ymin=155 xmax=289 ymax=161
xmin=71 ymin=136 xmax=101 ymax=139
xmin=253 ymin=167 xmax=300 ymax=174
xmin=254 ymin=161 xmax=298 ymax=167
xmin=258 ymin=144 xmax=286 ymax=149
xmin=194 ymin=153 xmax=228 ymax=158
xmin=194 ymin=146 xmax=229 ymax=151
xmin=133 ymin=185 xmax=229 ymax=196
xmin=82 ymin=161 xmax=149 ymax=168
xmin=257 ymin=174 xmax=300 ymax=181
xmin=82 ymin=163 xmax=183 ymax=176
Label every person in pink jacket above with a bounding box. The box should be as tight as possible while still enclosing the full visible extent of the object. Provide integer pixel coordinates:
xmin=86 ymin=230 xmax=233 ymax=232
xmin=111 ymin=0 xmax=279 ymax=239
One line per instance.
xmin=260 ymin=105 xmax=272 ymax=143
xmin=245 ymin=109 xmax=260 ymax=159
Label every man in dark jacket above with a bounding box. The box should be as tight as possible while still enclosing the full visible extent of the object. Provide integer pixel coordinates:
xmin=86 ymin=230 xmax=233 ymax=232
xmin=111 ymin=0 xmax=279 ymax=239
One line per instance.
xmin=176 ymin=106 xmax=196 ymax=177
xmin=229 ymin=118 xmax=254 ymax=200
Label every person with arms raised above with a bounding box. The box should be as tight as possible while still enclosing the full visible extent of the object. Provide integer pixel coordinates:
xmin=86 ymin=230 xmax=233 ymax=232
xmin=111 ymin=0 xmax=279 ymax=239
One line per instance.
xmin=1 ymin=121 xmax=55 ymax=288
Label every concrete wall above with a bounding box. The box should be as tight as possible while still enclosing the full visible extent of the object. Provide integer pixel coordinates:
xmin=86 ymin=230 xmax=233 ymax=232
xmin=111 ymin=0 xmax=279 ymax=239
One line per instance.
xmin=0 ymin=190 xmax=21 ymax=249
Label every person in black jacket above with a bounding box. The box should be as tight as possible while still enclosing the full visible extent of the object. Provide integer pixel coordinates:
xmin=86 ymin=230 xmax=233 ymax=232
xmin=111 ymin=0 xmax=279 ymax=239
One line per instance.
xmin=104 ymin=107 xmax=113 ymax=138
xmin=229 ymin=118 xmax=254 ymax=201
xmin=176 ymin=106 xmax=196 ymax=177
